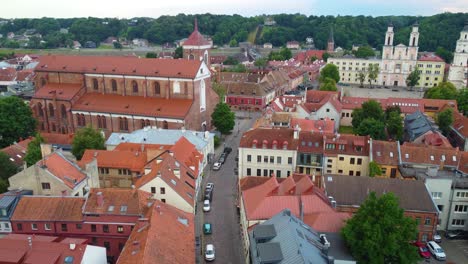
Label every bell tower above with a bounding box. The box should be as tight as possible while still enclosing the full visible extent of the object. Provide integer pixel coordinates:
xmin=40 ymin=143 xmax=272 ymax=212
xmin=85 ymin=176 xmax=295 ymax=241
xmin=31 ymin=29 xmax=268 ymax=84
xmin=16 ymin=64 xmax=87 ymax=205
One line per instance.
xmin=182 ymin=18 xmax=212 ymax=67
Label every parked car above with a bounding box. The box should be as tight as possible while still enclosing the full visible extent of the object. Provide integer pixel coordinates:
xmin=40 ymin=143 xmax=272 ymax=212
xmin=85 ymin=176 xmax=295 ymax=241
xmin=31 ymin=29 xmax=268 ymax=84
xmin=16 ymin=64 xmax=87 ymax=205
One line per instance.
xmin=205 ymin=244 xmax=215 ymax=261
xmin=206 ymin=183 xmax=214 ymax=191
xmin=212 ymin=162 xmax=222 ymax=171
xmin=218 ymin=156 xmax=225 ymax=164
xmin=426 ymin=241 xmax=446 ymax=260
xmin=203 ymin=223 xmax=212 ymax=235
xmin=433 ymin=233 xmax=442 ymax=243
xmin=203 ymin=200 xmax=211 ymax=212
xmin=223 ymin=147 xmax=232 ymax=154
xmin=446 ymin=230 xmax=468 ymax=240
xmin=412 ymin=241 xmax=431 ymax=259
xmin=204 ymin=189 xmax=213 ymax=202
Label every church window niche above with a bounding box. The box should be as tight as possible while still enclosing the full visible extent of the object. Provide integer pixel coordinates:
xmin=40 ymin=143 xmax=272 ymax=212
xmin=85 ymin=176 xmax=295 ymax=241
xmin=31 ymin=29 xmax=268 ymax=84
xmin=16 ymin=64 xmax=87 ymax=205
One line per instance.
xmin=61 ymin=104 xmax=67 ymax=120
xmin=37 ymin=103 xmax=44 ymax=117
xmin=189 ymin=54 xmax=195 ymax=60
xmin=132 ymin=80 xmax=138 ymax=93
xmin=173 ymin=81 xmax=180 ymax=94
xmin=111 ymin=79 xmax=117 ymax=92
xmin=154 ymin=82 xmax=161 ymax=95
xmin=40 ymin=77 xmax=46 ymax=87
xmin=48 ymin=103 xmax=55 ymax=117
xmin=92 ymin=78 xmax=99 ymax=90
xmin=163 ymin=121 xmax=168 ymax=129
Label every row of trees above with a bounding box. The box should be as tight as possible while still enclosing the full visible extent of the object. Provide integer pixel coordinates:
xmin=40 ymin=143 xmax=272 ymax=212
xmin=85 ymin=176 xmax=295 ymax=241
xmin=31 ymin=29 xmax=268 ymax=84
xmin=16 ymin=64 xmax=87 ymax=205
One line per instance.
xmin=424 ymin=82 xmax=468 ymax=116
xmin=1 ymin=13 xmax=467 ymax=52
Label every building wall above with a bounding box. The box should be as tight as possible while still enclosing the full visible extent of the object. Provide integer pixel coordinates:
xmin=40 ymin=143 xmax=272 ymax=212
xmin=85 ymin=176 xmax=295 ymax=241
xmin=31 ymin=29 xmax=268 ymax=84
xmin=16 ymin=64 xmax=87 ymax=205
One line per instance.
xmin=447 ymin=188 xmax=468 ymax=231
xmin=238 ymin=147 xmax=297 ymax=178
xmin=424 ymin=178 xmax=452 ymax=231
xmin=377 ymin=164 xmax=401 ymax=178
xmin=448 ymin=29 xmax=468 ymax=88
xmin=98 ymin=167 xmax=135 ymax=188
xmin=139 ymin=177 xmax=194 ymax=213
xmin=0 ymin=221 xmax=12 ymax=233
xmin=324 ymin=155 xmax=369 ymax=176
xmin=340 ymin=109 xmax=354 ymax=127
xmin=328 ymin=58 xmax=381 ymax=85
xmin=416 ymin=61 xmax=445 ymax=88
xmin=447 ymin=127 xmax=467 ymax=151
xmin=226 ymin=95 xmax=266 ymax=111
xmin=308 ymin=101 xmax=341 ymax=129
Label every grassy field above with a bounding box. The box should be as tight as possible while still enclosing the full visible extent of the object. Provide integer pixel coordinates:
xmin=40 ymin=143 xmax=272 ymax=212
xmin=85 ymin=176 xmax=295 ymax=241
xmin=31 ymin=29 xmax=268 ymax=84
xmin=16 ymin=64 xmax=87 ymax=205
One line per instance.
xmin=339 ymin=126 xmax=354 ymax=134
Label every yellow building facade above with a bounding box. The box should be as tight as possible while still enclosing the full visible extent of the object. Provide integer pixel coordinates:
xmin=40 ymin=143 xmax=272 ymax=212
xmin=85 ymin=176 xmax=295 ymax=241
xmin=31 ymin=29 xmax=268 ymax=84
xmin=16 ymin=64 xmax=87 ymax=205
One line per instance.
xmin=416 ymin=54 xmax=445 ymax=88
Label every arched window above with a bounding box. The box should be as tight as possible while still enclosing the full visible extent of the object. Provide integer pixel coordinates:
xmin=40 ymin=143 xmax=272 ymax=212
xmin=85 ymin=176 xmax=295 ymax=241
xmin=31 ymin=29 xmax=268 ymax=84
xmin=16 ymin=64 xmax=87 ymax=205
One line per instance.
xmin=37 ymin=103 xmax=43 ymax=117
xmin=61 ymin=104 xmax=67 ymax=120
xmin=141 ymin=119 xmax=150 ymax=129
xmin=111 ymin=79 xmax=117 ymax=92
xmin=51 ymin=123 xmax=56 ymax=132
xmin=163 ymin=121 xmax=168 ymax=129
xmin=119 ymin=117 xmax=128 ymax=131
xmin=48 ymin=103 xmax=55 ymax=117
xmin=77 ymin=114 xmax=86 ymax=127
xmin=189 ymin=54 xmax=195 ymax=60
xmin=92 ymin=78 xmax=99 ymax=90
xmin=154 ymin=82 xmax=161 ymax=95
xmin=97 ymin=115 xmax=107 ymax=129
xmin=40 ymin=77 xmax=46 ymax=87
xmin=132 ymin=80 xmax=138 ymax=93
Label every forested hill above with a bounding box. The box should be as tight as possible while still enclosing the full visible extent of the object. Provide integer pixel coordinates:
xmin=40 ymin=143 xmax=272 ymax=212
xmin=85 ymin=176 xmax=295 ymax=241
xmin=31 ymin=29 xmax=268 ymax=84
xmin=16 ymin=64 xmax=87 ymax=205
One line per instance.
xmin=0 ymin=13 xmax=467 ymax=51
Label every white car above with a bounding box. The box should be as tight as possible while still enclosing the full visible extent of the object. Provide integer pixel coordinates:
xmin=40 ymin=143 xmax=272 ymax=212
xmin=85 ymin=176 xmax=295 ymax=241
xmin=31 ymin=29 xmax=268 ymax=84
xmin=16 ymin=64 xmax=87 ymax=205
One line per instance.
xmin=206 ymin=182 xmax=214 ymax=191
xmin=205 ymin=244 xmax=215 ymax=261
xmin=212 ymin=162 xmax=221 ymax=171
xmin=427 ymin=241 xmax=446 ymax=260
xmin=203 ymin=200 xmax=211 ymax=212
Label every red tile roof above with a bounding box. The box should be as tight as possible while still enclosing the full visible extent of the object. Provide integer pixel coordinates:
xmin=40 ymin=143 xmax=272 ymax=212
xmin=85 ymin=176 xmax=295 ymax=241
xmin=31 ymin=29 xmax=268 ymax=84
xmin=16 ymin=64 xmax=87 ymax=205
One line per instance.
xmin=372 ymin=140 xmax=399 ymax=166
xmin=117 ymin=200 xmax=195 ymax=264
xmin=83 ymin=188 xmax=151 ymax=216
xmin=294 ymin=50 xmax=326 ymax=62
xmin=40 ymin=133 xmax=74 ymax=145
xmin=183 ymin=22 xmax=211 ymax=46
xmin=324 ymin=134 xmax=370 ymax=157
xmin=418 ymin=54 xmax=445 ymax=62
xmin=0 ymin=67 xmax=16 ymax=81
xmin=40 ymin=152 xmax=87 ymax=188
xmin=400 ymin=143 xmax=461 ymax=168
xmin=452 ymin=111 xmax=468 ymax=137
xmin=33 ymin=83 xmax=83 ymax=100
xmin=1 ymin=137 xmax=33 ymax=167
xmin=79 ymin=149 xmax=147 ymax=172
xmin=297 ymin=132 xmax=326 ymax=152
xmin=11 ymin=196 xmax=85 ymax=221
xmin=459 ymin=152 xmax=468 ymax=174
xmin=240 ymin=128 xmax=298 ymax=150
xmin=170 ymin=136 xmax=203 ymax=176
xmin=36 ymin=55 xmax=203 ymax=79
xmin=302 ymin=211 xmax=350 ymax=233
xmin=291 ymin=118 xmax=334 ymax=134
xmin=304 ymin=90 xmax=342 ymax=112
xmin=73 ymin=92 xmax=192 ymax=118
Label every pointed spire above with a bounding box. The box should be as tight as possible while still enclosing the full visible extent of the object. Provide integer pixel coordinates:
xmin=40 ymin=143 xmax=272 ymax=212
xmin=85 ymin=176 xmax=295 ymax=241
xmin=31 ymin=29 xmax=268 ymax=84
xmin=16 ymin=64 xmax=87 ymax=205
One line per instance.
xmin=328 ymin=26 xmax=334 ymax=43
xmin=194 ymin=17 xmax=198 ymax=32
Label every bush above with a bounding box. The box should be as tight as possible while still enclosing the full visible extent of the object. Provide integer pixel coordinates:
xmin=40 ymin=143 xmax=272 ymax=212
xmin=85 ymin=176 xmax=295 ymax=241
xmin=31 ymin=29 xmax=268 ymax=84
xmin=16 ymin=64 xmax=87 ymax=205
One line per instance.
xmin=214 ymin=135 xmax=221 ymax=148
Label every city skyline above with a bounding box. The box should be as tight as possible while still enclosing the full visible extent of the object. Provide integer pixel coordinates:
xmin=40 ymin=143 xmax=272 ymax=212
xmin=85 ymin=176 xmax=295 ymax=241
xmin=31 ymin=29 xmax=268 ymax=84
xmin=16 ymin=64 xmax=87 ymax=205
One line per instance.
xmin=0 ymin=0 xmax=467 ymax=19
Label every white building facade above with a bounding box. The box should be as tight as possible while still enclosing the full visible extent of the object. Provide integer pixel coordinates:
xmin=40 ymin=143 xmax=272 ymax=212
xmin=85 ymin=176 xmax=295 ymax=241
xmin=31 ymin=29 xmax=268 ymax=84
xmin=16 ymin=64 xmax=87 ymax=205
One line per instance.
xmin=448 ymin=23 xmax=468 ymax=89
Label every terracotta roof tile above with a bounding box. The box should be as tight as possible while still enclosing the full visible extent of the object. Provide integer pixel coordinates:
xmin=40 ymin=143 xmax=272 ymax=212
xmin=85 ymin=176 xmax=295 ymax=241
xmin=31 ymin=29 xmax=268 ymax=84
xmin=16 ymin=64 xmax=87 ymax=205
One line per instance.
xmin=170 ymin=136 xmax=203 ymax=175
xmin=40 ymin=152 xmax=87 ymax=188
xmin=1 ymin=137 xmax=33 ymax=166
xmin=372 ymin=140 xmax=399 ymax=166
xmin=459 ymin=152 xmax=468 ymax=174
xmin=83 ymin=188 xmax=151 ymax=216
xmin=73 ymin=92 xmax=192 ymax=118
xmin=324 ymin=134 xmax=370 ymax=157
xmin=292 ymin=118 xmax=334 ymax=134
xmin=33 ymin=83 xmax=83 ymax=100
xmin=400 ymin=143 xmax=460 ymax=168
xmin=0 ymin=67 xmax=16 ymax=81
xmin=79 ymin=149 xmax=147 ymax=172
xmin=183 ymin=27 xmax=211 ymax=46
xmin=117 ymin=200 xmax=194 ymax=264
xmin=418 ymin=54 xmax=445 ymax=62
xmin=452 ymin=111 xmax=468 ymax=137
xmin=302 ymin=212 xmax=350 ymax=233
xmin=36 ymin=55 xmax=202 ymax=79
xmin=240 ymin=128 xmax=298 ymax=150
xmin=11 ymin=196 xmax=85 ymax=221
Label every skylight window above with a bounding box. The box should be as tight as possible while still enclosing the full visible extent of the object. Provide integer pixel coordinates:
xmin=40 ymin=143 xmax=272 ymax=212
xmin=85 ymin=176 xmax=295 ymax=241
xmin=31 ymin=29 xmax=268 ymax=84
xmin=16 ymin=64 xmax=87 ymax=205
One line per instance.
xmin=107 ymin=205 xmax=115 ymax=212
xmin=120 ymin=205 xmax=127 ymax=213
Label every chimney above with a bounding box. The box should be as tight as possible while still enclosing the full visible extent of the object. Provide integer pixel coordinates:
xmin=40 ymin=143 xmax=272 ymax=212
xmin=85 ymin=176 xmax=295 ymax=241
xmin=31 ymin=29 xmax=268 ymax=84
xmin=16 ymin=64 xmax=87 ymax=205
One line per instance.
xmin=97 ymin=191 xmax=104 ymax=207
xmin=293 ymin=124 xmax=300 ymax=139
xmin=299 ymin=199 xmax=304 ymax=221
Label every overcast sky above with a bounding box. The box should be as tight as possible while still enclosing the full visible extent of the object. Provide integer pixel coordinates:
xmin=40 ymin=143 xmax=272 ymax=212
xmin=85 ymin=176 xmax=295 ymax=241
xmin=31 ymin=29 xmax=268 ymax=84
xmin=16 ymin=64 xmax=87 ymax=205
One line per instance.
xmin=1 ymin=0 xmax=467 ymax=18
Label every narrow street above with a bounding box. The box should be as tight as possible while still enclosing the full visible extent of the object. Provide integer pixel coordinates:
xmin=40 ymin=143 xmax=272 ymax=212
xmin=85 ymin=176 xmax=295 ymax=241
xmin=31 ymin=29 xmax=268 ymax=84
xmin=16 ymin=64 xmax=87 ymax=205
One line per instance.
xmin=195 ymin=111 xmax=259 ymax=264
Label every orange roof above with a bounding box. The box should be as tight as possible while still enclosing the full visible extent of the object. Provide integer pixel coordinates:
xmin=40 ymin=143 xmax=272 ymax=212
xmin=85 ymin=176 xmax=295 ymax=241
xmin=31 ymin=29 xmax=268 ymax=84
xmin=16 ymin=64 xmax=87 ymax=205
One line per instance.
xmin=40 ymin=152 xmax=87 ymax=188
xmin=83 ymin=188 xmax=151 ymax=216
xmin=0 ymin=67 xmax=16 ymax=81
xmin=240 ymin=128 xmax=298 ymax=150
xmin=114 ymin=142 xmax=172 ymax=162
xmin=324 ymin=134 xmax=370 ymax=157
xmin=400 ymin=143 xmax=461 ymax=168
xmin=170 ymin=137 xmax=203 ymax=174
xmin=452 ymin=111 xmax=468 ymax=137
xmin=372 ymin=140 xmax=399 ymax=166
xmin=33 ymin=83 xmax=83 ymax=100
xmin=303 ymin=211 xmax=350 ymax=233
xmin=79 ymin=149 xmax=147 ymax=171
xmin=183 ymin=20 xmax=211 ymax=46
xmin=36 ymin=55 xmax=202 ymax=79
xmin=117 ymin=200 xmax=195 ymax=264
xmin=291 ymin=118 xmax=334 ymax=134
xmin=418 ymin=54 xmax=444 ymax=62
xmin=40 ymin=132 xmax=74 ymax=145
xmin=1 ymin=137 xmax=33 ymax=167
xmin=11 ymin=196 xmax=85 ymax=221
xmin=73 ymin=93 xmax=192 ymax=118
xmin=459 ymin=152 xmax=468 ymax=174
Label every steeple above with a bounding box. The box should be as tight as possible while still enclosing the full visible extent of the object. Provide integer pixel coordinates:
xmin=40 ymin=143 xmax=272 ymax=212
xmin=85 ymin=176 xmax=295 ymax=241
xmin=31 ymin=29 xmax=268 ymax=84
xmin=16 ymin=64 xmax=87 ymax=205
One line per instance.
xmin=194 ymin=17 xmax=198 ymax=32
xmin=327 ymin=26 xmax=334 ymax=53
xmin=328 ymin=27 xmax=334 ymax=43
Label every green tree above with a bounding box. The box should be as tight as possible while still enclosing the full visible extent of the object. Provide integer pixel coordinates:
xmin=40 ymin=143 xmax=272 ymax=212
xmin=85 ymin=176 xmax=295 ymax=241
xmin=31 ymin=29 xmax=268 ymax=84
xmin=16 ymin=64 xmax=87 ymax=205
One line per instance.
xmin=211 ymin=103 xmax=235 ymax=135
xmin=386 ymin=111 xmax=403 ymax=141
xmin=406 ymin=68 xmax=420 ymax=89
xmin=342 ymin=192 xmax=419 ymax=264
xmin=319 ymin=64 xmax=340 ymax=83
xmin=369 ymin=161 xmax=382 ymax=177
xmin=0 ymin=97 xmax=37 ymax=148
xmin=24 ymin=134 xmax=45 ymax=167
xmin=368 ymin=63 xmax=379 ymax=88
xmin=354 ymin=46 xmax=375 ymax=58
xmin=358 ymin=71 xmax=366 ymax=88
xmin=71 ymin=126 xmax=105 ymax=160
xmin=223 ymin=56 xmax=239 ymax=65
xmin=356 ymin=118 xmax=386 ymax=140
xmin=174 ymin=46 xmax=183 ymax=59
xmin=212 ymin=82 xmax=226 ymax=102
xmin=145 ymin=52 xmax=158 ymax=58
xmin=424 ymin=82 xmax=458 ymax=100
xmin=436 ymin=108 xmax=454 ymax=135
xmin=457 ymin=89 xmax=468 ymax=116
xmin=224 ymin=63 xmax=247 ymax=73
xmin=0 ymin=179 xmax=9 ymax=193
xmin=385 ymin=105 xmax=401 ymax=120
xmin=254 ymin=58 xmax=268 ymax=68
xmin=351 ymin=100 xmax=384 ymax=130
xmin=229 ymin=39 xmax=238 ymax=47
xmin=113 ymin=42 xmax=123 ymax=49
xmin=435 ymin=47 xmax=453 ymax=64
xmin=279 ymin=47 xmax=292 ymax=60
xmin=0 ymin=151 xmax=18 ymax=180
xmin=322 ymin=52 xmax=330 ymax=62
xmin=319 ymin=77 xmax=337 ymax=91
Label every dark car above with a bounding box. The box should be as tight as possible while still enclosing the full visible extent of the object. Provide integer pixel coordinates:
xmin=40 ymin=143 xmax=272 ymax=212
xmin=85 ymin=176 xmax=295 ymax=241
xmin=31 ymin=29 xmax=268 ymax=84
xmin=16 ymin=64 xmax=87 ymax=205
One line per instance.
xmin=223 ymin=147 xmax=232 ymax=155
xmin=204 ymin=189 xmax=213 ymax=202
xmin=446 ymin=230 xmax=468 ymax=240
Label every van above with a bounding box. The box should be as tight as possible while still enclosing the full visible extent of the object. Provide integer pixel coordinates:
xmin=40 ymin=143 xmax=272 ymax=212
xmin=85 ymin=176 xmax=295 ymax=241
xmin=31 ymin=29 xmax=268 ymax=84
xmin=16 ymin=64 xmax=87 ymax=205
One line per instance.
xmin=426 ymin=241 xmax=446 ymax=260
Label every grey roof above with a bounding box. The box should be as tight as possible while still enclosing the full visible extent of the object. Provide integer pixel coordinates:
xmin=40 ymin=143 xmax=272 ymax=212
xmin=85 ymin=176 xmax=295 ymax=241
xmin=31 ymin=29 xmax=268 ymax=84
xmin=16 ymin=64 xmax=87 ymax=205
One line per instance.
xmin=323 ymin=232 xmax=355 ymax=261
xmin=24 ymin=61 xmax=39 ymax=70
xmin=324 ymin=175 xmax=437 ymax=213
xmin=404 ymin=111 xmax=437 ymax=141
xmin=253 ymin=224 xmax=277 ymax=241
xmin=106 ymin=128 xmax=214 ymax=151
xmin=0 ymin=196 xmax=16 ymax=208
xmin=249 ymin=209 xmax=332 ymax=264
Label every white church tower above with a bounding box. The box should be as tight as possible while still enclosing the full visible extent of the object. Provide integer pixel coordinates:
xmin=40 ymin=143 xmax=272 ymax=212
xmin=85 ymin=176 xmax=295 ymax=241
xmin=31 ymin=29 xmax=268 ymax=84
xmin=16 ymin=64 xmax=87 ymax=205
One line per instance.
xmin=448 ymin=22 xmax=468 ymax=89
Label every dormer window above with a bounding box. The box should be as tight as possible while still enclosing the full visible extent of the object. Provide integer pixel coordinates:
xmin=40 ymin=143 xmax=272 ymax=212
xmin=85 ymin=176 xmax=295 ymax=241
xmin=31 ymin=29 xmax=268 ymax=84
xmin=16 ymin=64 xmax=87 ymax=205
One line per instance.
xmin=282 ymin=141 xmax=288 ymax=150
xmin=262 ymin=140 xmax=268 ymax=149
xmin=272 ymin=140 xmax=278 ymax=149
xmin=405 ymin=153 xmax=409 ymax=159
xmin=252 ymin=139 xmax=258 ymax=148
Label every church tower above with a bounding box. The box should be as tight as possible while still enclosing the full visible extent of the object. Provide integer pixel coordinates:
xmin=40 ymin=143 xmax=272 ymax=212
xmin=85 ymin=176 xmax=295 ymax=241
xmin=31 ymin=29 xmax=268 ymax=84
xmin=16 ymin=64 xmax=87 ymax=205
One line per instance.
xmin=327 ymin=27 xmax=334 ymax=53
xmin=448 ymin=21 xmax=468 ymax=88
xmin=182 ymin=18 xmax=212 ymax=67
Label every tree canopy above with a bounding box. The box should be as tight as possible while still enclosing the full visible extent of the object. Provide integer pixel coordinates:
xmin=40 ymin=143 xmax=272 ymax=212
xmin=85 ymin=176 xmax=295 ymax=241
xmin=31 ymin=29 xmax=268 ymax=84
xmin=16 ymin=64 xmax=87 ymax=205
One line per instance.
xmin=24 ymin=134 xmax=45 ymax=167
xmin=369 ymin=161 xmax=382 ymax=177
xmin=319 ymin=64 xmax=340 ymax=83
xmin=355 ymin=118 xmax=386 ymax=140
xmin=0 ymin=151 xmax=17 ymax=181
xmin=71 ymin=126 xmax=105 ymax=160
xmin=352 ymin=100 xmax=384 ymax=129
xmin=342 ymin=192 xmax=419 ymax=264
xmin=406 ymin=68 xmax=420 ymax=88
xmin=267 ymin=47 xmax=292 ymax=61
xmin=145 ymin=52 xmax=158 ymax=58
xmin=211 ymin=102 xmax=235 ymax=135
xmin=436 ymin=108 xmax=454 ymax=135
xmin=354 ymin=46 xmax=375 ymax=58
xmin=319 ymin=77 xmax=338 ymax=91
xmin=424 ymin=82 xmax=458 ymax=100
xmin=0 ymin=97 xmax=37 ymax=148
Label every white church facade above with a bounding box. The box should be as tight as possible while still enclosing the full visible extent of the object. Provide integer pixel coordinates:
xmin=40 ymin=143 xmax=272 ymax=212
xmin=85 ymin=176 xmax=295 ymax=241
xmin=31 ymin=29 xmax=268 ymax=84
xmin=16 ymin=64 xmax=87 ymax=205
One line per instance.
xmin=448 ymin=22 xmax=468 ymax=89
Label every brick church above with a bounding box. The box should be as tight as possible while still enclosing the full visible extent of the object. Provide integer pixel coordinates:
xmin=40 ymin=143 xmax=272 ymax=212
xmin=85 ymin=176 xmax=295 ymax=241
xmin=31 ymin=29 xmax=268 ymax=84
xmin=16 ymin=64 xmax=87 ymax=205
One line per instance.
xmin=30 ymin=21 xmax=217 ymax=140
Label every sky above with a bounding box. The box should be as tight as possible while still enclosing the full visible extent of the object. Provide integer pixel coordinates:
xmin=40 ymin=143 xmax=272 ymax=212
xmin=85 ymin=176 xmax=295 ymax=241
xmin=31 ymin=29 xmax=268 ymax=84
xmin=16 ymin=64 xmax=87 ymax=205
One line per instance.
xmin=0 ymin=0 xmax=467 ymax=18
